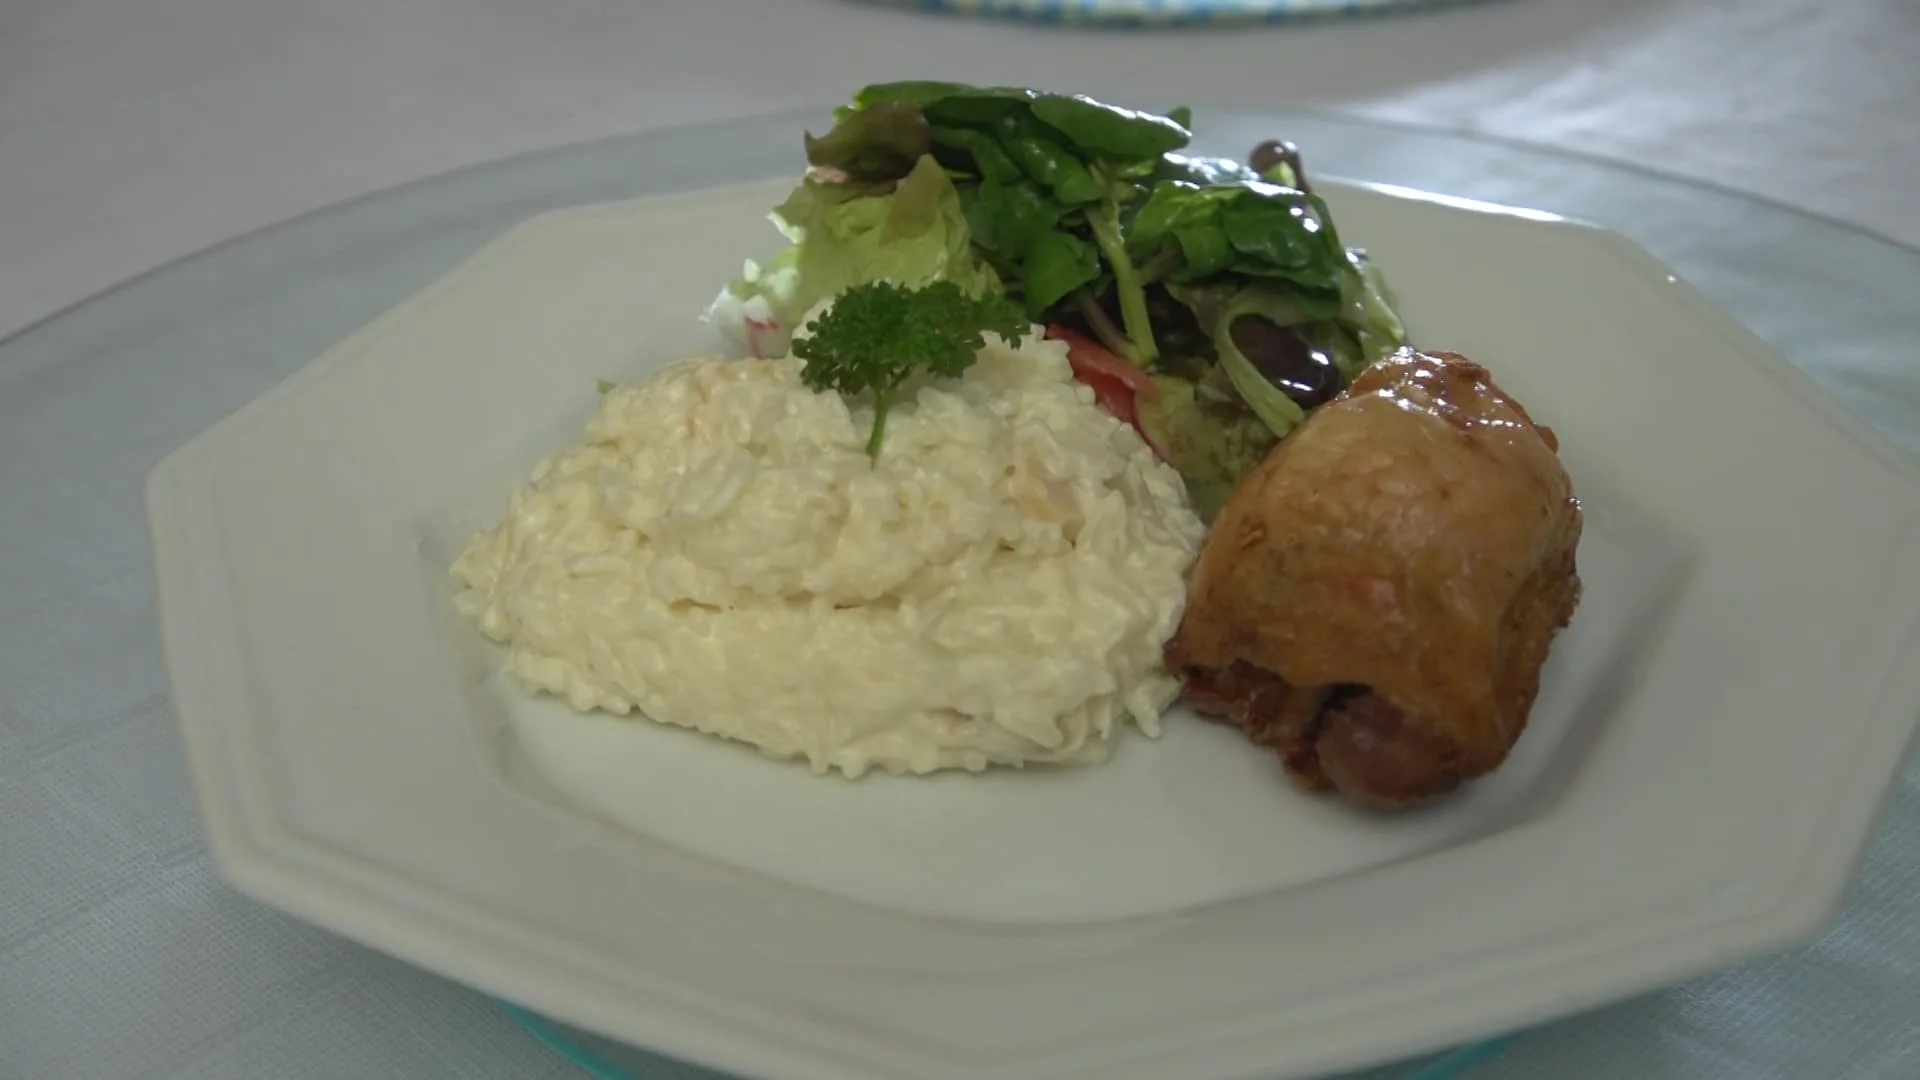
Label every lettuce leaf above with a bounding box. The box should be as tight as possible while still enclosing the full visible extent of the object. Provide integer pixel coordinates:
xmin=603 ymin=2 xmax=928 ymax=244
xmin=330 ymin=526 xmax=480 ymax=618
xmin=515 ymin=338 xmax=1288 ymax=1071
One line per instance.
xmin=1134 ymin=374 xmax=1275 ymax=522
xmin=1341 ymin=250 xmax=1409 ymax=370
xmin=719 ymin=153 xmax=1002 ymax=357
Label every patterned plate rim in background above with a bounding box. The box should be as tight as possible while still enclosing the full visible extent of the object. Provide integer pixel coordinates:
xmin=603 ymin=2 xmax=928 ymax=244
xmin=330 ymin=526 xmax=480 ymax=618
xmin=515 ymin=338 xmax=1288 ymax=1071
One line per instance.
xmin=858 ymin=0 xmax=1504 ymax=28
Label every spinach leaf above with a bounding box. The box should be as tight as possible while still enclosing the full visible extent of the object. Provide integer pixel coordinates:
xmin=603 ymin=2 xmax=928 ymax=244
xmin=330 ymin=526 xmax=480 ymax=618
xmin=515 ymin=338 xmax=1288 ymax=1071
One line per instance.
xmin=849 ymin=82 xmax=1037 ymax=127
xmin=1022 ymin=231 xmax=1102 ymax=317
xmin=992 ymin=112 xmax=1105 ymax=206
xmin=1167 ymin=281 xmax=1340 ymax=335
xmin=1132 ymin=182 xmax=1346 ymax=292
xmin=1086 ymin=186 xmax=1157 ymax=366
xmin=930 ymin=126 xmax=1024 ymax=184
xmin=1029 ymin=93 xmax=1191 ymax=159
xmin=1129 ymin=184 xmax=1254 ymax=283
xmin=849 ymin=81 xmax=973 ymax=114
xmin=1127 ymin=181 xmax=1194 ymax=252
xmin=970 ymin=176 xmax=1060 ymax=260
xmin=1221 ymin=190 xmax=1323 ymax=270
xmin=804 ymin=101 xmax=932 ymax=182
xmin=1171 ymin=220 xmax=1235 ymax=280
xmin=922 ymin=87 xmax=1036 ymax=127
xmin=1229 ymin=260 xmax=1342 ymax=292
xmin=1155 ymin=153 xmax=1264 ymax=188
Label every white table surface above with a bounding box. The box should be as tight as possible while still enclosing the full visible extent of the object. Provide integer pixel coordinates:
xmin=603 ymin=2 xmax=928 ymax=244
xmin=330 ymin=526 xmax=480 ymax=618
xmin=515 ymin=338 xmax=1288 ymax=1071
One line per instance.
xmin=4 ymin=2 xmax=1918 ymax=1079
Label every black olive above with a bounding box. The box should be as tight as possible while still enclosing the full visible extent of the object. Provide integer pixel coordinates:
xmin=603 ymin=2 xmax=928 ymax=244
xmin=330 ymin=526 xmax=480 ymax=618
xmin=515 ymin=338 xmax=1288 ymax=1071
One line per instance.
xmin=1228 ymin=315 xmax=1339 ymax=409
xmin=1249 ymin=139 xmax=1310 ymax=192
xmin=1143 ymin=285 xmax=1211 ymax=361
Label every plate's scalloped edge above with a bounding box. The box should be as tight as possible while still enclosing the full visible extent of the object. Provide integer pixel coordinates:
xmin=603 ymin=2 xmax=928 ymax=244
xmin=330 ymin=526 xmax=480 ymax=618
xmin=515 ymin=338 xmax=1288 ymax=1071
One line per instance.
xmin=146 ymin=426 xmax=968 ymax=1076
xmin=147 ymin=448 xmax=286 ymax=881
xmin=144 ymin=175 xmax=1920 ymax=1080
xmin=1338 ymin=175 xmax=1920 ymax=490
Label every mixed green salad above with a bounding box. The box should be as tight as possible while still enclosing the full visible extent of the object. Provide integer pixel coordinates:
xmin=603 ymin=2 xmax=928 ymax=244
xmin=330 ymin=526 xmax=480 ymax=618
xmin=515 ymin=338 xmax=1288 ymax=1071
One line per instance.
xmin=714 ymin=81 xmax=1410 ymax=518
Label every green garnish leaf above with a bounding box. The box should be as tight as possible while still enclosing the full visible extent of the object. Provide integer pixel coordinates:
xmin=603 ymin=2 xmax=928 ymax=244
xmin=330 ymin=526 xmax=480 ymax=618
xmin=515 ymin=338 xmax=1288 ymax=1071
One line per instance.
xmin=794 ymin=280 xmax=1031 ymax=460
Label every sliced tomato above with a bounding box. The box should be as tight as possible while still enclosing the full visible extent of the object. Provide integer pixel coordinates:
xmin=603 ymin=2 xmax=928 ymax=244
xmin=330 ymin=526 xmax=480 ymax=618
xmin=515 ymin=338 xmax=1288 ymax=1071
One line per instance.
xmin=1046 ymin=323 xmax=1162 ymax=449
xmin=1077 ymin=369 xmax=1139 ymax=427
xmin=1047 ymin=324 xmax=1158 ymax=400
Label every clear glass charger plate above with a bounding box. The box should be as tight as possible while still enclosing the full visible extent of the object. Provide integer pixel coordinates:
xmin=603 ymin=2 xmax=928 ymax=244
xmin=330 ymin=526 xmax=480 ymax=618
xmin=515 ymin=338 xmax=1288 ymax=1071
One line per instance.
xmin=4 ymin=108 xmax=1917 ymax=1080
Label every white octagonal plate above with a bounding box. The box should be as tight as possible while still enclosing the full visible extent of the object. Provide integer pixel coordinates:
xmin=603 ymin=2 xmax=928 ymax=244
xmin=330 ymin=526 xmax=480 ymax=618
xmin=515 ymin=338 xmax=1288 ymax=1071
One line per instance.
xmin=147 ymin=175 xmax=1920 ymax=1080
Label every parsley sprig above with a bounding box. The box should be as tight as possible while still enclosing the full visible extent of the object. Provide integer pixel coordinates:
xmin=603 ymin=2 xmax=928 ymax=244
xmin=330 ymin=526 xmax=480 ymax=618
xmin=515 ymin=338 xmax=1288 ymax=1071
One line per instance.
xmin=794 ymin=280 xmax=1030 ymax=460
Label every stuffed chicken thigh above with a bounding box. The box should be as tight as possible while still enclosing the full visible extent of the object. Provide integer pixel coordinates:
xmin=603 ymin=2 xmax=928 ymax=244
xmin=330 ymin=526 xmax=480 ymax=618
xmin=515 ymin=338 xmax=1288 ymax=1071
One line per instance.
xmin=1165 ymin=348 xmax=1582 ymax=809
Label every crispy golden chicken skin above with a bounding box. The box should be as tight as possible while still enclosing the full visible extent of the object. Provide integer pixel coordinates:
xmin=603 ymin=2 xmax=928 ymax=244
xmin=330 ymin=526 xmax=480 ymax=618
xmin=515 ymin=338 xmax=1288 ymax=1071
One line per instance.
xmin=1165 ymin=348 xmax=1582 ymax=810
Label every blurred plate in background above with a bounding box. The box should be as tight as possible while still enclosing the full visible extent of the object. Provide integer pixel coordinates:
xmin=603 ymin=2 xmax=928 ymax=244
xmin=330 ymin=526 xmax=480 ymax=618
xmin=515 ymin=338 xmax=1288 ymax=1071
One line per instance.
xmin=857 ymin=0 xmax=1497 ymax=27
